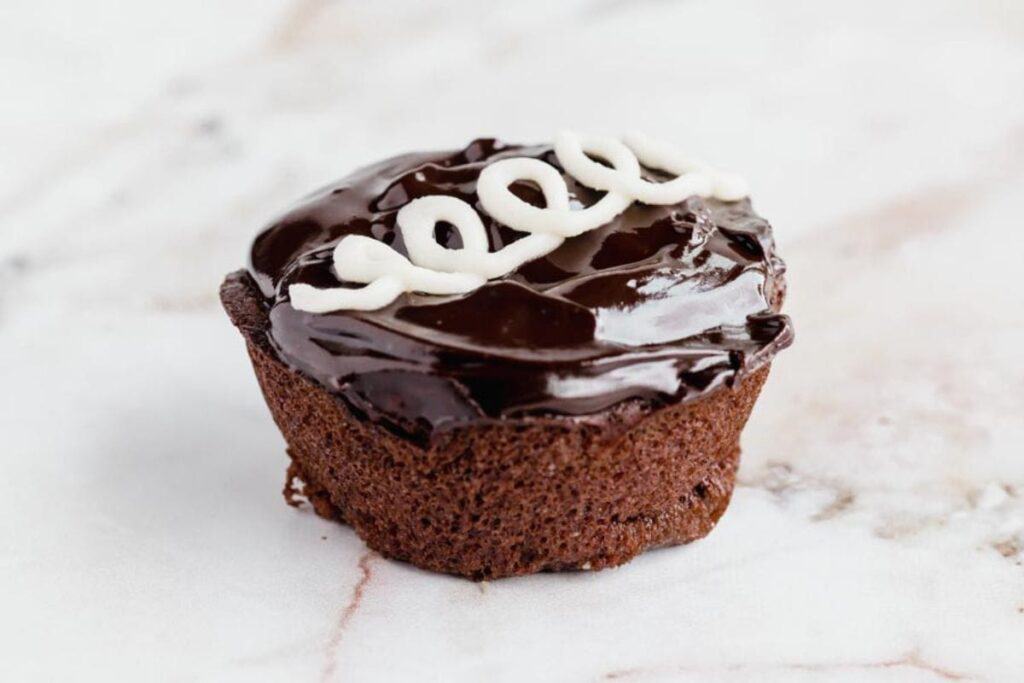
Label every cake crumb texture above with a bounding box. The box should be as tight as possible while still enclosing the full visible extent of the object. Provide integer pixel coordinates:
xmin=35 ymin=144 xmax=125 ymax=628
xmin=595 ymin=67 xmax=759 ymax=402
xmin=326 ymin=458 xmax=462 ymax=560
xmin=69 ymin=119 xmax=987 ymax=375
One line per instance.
xmin=223 ymin=271 xmax=769 ymax=579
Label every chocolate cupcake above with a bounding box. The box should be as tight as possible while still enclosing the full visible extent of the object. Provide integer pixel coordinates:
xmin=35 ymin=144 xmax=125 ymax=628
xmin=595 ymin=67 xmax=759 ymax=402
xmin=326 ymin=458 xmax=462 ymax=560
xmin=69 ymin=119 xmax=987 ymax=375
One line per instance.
xmin=222 ymin=132 xmax=792 ymax=579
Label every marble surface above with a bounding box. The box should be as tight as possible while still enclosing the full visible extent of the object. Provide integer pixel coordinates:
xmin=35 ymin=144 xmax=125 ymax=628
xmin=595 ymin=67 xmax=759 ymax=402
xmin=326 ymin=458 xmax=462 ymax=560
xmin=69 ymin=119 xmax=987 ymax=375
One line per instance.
xmin=2 ymin=1 xmax=1023 ymax=680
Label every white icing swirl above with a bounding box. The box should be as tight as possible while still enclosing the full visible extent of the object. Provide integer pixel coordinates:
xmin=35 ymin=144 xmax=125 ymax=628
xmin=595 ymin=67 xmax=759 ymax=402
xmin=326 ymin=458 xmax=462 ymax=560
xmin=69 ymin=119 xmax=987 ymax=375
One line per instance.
xmin=288 ymin=237 xmax=483 ymax=313
xmin=288 ymin=131 xmax=746 ymax=313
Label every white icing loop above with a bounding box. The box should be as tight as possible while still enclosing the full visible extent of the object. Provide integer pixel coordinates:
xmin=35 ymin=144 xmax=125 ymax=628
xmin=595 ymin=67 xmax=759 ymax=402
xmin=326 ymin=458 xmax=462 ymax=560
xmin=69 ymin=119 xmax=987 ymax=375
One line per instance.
xmin=289 ymin=277 xmax=405 ymax=313
xmin=553 ymin=131 xmax=642 ymax=194
xmin=289 ymin=236 xmax=483 ymax=312
xmin=623 ymin=131 xmax=749 ymax=201
xmin=288 ymin=131 xmax=747 ymax=312
xmin=399 ymin=195 xmax=563 ymax=279
xmin=479 ymin=151 xmax=633 ymax=238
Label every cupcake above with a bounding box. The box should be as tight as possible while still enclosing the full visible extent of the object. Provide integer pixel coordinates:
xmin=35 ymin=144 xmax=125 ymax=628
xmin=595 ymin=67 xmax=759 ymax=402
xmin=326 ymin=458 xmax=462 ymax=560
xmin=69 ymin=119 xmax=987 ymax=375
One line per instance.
xmin=221 ymin=132 xmax=792 ymax=579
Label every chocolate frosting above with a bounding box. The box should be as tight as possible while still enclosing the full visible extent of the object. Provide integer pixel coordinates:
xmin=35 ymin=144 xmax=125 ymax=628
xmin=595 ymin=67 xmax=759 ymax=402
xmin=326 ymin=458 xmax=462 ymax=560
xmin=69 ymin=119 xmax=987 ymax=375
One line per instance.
xmin=248 ymin=139 xmax=793 ymax=442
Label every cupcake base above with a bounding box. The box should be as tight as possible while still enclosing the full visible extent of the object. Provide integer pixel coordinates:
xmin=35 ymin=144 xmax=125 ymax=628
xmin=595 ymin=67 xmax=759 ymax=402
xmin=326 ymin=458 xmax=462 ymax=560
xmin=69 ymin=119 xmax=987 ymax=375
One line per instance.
xmin=222 ymin=271 xmax=769 ymax=580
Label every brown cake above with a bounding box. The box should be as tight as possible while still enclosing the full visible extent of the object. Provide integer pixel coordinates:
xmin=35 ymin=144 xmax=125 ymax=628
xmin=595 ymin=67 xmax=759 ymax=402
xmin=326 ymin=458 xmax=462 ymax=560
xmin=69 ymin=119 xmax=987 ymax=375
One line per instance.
xmin=222 ymin=136 xmax=792 ymax=579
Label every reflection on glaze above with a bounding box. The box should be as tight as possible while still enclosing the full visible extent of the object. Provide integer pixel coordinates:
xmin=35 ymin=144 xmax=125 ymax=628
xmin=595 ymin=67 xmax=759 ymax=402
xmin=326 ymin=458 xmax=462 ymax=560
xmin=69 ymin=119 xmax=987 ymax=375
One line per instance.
xmin=593 ymin=269 xmax=767 ymax=345
xmin=249 ymin=139 xmax=792 ymax=442
xmin=547 ymin=359 xmax=681 ymax=400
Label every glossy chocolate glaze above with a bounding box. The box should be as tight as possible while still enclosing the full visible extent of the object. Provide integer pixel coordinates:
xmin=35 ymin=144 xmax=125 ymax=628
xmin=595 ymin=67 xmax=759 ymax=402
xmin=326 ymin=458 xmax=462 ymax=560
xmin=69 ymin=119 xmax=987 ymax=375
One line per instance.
xmin=249 ymin=139 xmax=793 ymax=442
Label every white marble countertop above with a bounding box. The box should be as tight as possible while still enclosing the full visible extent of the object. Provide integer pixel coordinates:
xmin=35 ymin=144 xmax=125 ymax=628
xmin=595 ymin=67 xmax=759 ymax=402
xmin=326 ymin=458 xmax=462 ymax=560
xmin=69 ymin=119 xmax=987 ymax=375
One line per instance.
xmin=2 ymin=1 xmax=1023 ymax=680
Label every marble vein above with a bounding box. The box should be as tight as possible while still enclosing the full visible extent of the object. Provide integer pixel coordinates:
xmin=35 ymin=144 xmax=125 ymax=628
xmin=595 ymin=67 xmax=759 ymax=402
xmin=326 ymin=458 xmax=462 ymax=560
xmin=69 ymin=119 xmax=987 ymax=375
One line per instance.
xmin=321 ymin=551 xmax=376 ymax=683
xmin=601 ymin=651 xmax=973 ymax=682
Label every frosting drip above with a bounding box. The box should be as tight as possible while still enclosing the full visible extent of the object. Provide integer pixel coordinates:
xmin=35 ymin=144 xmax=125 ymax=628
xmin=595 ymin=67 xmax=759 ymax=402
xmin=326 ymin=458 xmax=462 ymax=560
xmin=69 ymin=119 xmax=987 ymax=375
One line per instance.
xmin=249 ymin=139 xmax=793 ymax=442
